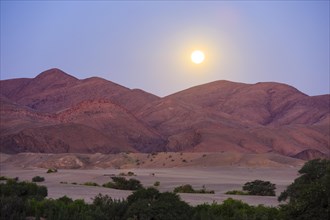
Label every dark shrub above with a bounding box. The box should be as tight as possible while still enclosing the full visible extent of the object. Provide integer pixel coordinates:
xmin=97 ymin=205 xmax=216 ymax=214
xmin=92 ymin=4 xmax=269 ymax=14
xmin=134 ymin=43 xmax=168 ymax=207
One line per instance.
xmin=243 ymin=180 xmax=276 ymax=196
xmin=103 ymin=177 xmax=143 ymax=190
xmin=279 ymin=159 xmax=330 ymax=220
xmin=32 ymin=176 xmax=45 ymax=182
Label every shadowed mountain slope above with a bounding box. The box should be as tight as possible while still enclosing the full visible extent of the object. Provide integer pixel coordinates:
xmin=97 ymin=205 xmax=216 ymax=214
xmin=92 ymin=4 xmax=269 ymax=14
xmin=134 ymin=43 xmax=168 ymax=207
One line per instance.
xmin=1 ymin=69 xmax=329 ymax=160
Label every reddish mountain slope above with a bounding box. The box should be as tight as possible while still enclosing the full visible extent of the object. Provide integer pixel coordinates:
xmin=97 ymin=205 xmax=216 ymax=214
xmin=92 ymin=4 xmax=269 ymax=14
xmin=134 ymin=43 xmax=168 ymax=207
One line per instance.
xmin=0 ymin=68 xmax=159 ymax=113
xmin=164 ymin=80 xmax=328 ymax=126
xmin=0 ymin=69 xmax=329 ymax=159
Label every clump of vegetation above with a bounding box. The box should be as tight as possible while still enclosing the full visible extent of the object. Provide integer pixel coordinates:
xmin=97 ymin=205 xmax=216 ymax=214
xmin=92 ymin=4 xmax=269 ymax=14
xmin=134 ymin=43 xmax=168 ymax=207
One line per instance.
xmin=193 ymin=198 xmax=280 ymax=220
xmin=243 ymin=180 xmax=276 ymax=196
xmin=119 ymin=171 xmax=135 ymax=176
xmin=1 ymin=179 xmax=282 ymax=220
xmin=60 ymin=181 xmax=68 ymax=184
xmin=103 ymin=177 xmax=143 ymax=190
xmin=71 ymin=182 xmax=77 ymax=185
xmin=226 ymin=180 xmax=276 ymax=196
xmin=0 ymin=176 xmax=18 ymax=181
xmin=0 ymin=176 xmax=8 ymax=181
xmin=32 ymin=176 xmax=45 ymax=182
xmin=174 ymin=184 xmax=214 ymax=194
xmin=279 ymin=159 xmax=330 ymax=220
xmin=46 ymin=168 xmax=57 ymax=173
xmin=225 ymin=190 xmax=249 ymax=195
xmin=83 ymin=182 xmax=99 ymax=187
xmin=153 ymin=181 xmax=160 ymax=187
xmin=0 ymin=179 xmax=47 ymax=201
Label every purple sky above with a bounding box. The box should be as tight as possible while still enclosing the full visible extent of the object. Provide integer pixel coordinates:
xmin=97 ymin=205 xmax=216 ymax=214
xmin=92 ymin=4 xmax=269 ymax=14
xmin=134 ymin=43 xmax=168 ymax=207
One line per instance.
xmin=1 ymin=1 xmax=329 ymax=97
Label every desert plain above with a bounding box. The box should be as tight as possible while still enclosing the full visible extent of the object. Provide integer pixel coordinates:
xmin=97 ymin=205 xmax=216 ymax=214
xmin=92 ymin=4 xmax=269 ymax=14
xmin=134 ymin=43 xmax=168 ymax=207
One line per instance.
xmin=0 ymin=152 xmax=304 ymax=207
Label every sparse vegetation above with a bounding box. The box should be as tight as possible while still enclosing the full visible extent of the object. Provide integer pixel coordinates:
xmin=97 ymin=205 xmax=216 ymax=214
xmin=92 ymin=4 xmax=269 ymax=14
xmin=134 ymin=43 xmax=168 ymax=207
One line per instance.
xmin=32 ymin=176 xmax=45 ymax=182
xmin=0 ymin=181 xmax=281 ymax=220
xmin=46 ymin=168 xmax=57 ymax=173
xmin=103 ymin=177 xmax=143 ymax=190
xmin=1 ymin=160 xmax=328 ymax=220
xmin=153 ymin=181 xmax=160 ymax=187
xmin=0 ymin=176 xmax=18 ymax=182
xmin=226 ymin=180 xmax=276 ymax=196
xmin=119 ymin=171 xmax=135 ymax=176
xmin=83 ymin=182 xmax=99 ymax=187
xmin=174 ymin=184 xmax=214 ymax=194
xmin=0 ymin=176 xmax=8 ymax=181
xmin=225 ymin=190 xmax=249 ymax=195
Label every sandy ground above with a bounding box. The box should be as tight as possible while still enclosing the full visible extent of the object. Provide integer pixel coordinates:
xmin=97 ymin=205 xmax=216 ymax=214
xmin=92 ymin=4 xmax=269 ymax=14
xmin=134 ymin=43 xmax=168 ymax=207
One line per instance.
xmin=0 ymin=166 xmax=300 ymax=207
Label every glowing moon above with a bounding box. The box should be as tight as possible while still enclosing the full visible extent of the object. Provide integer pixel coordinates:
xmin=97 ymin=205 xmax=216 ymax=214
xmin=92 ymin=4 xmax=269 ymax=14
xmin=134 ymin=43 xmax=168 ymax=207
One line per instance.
xmin=191 ymin=50 xmax=205 ymax=64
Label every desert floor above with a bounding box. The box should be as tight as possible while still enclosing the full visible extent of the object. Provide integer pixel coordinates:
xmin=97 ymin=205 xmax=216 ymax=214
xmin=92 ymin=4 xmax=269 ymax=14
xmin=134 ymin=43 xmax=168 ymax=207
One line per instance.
xmin=1 ymin=166 xmax=300 ymax=207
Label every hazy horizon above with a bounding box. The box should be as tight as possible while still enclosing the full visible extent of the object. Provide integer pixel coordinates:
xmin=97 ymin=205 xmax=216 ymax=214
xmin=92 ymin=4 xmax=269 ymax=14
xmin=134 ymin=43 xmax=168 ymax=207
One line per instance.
xmin=1 ymin=1 xmax=329 ymax=96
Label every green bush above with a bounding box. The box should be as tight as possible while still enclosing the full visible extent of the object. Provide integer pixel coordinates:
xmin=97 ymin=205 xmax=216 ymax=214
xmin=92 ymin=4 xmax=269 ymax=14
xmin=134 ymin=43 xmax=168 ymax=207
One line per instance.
xmin=174 ymin=184 xmax=214 ymax=194
xmin=46 ymin=168 xmax=57 ymax=173
xmin=243 ymin=180 xmax=276 ymax=196
xmin=192 ymin=198 xmax=280 ymax=220
xmin=119 ymin=171 xmax=135 ymax=176
xmin=0 ymin=180 xmax=47 ymax=201
xmin=83 ymin=182 xmax=99 ymax=187
xmin=125 ymin=187 xmax=192 ymax=220
xmin=0 ymin=176 xmax=18 ymax=182
xmin=153 ymin=181 xmax=160 ymax=187
xmin=103 ymin=177 xmax=143 ymax=190
xmin=174 ymin=184 xmax=195 ymax=193
xmin=92 ymin=194 xmax=128 ymax=219
xmin=279 ymin=159 xmax=330 ymax=220
xmin=0 ymin=176 xmax=8 ymax=180
xmin=0 ymin=195 xmax=26 ymax=220
xmin=225 ymin=190 xmax=249 ymax=195
xmin=32 ymin=176 xmax=45 ymax=182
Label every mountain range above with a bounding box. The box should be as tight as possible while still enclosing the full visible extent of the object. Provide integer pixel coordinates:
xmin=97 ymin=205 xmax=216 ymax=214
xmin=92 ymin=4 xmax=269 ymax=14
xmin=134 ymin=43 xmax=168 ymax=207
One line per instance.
xmin=1 ymin=68 xmax=329 ymax=160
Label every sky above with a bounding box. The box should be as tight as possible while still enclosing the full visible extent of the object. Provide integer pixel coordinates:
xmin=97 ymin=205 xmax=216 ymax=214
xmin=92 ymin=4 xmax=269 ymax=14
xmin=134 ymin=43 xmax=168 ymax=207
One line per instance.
xmin=1 ymin=1 xmax=329 ymax=97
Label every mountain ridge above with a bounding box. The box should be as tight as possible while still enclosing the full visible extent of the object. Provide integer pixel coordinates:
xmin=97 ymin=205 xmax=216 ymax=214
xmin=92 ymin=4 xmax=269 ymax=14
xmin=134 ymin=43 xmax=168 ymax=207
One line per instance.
xmin=1 ymin=68 xmax=329 ymax=160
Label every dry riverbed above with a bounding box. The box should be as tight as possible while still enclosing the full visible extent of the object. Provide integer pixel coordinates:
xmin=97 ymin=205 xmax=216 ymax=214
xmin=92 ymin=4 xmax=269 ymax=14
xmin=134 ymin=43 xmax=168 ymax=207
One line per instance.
xmin=0 ymin=166 xmax=300 ymax=207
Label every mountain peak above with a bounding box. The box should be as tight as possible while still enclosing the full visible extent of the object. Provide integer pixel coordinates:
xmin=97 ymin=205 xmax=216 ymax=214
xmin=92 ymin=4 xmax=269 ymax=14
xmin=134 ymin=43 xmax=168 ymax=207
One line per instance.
xmin=36 ymin=68 xmax=78 ymax=82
